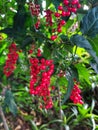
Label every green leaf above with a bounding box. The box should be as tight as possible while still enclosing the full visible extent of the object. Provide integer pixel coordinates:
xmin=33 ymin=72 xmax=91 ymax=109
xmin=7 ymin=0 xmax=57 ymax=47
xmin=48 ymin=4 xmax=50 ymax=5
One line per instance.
xmin=71 ymin=34 xmax=92 ymax=50
xmin=48 ymin=119 xmax=62 ymax=124
xmin=70 ymin=65 xmax=79 ymax=81
xmin=30 ymin=120 xmax=39 ymax=130
xmin=43 ymin=45 xmax=51 ymax=59
xmin=62 ymin=76 xmax=74 ymax=104
xmin=75 ymin=63 xmax=91 ymax=84
xmin=0 ymin=42 xmax=8 ymax=54
xmin=21 ymin=36 xmax=33 ymax=48
xmin=46 ymin=0 xmax=51 ymax=9
xmin=70 ymin=34 xmax=98 ymax=64
xmin=37 ymin=0 xmax=43 ymax=14
xmin=58 ymin=77 xmax=68 ymax=86
xmin=4 ymin=90 xmax=17 ymax=116
xmin=64 ymin=19 xmax=74 ymax=31
xmin=62 ymin=65 xmax=78 ymax=104
xmin=90 ymin=60 xmax=98 ymax=74
xmin=78 ymin=105 xmax=90 ymax=116
xmin=80 ymin=6 xmax=98 ymax=37
xmin=88 ymin=35 xmax=98 ymax=56
xmin=39 ymin=124 xmax=48 ymax=130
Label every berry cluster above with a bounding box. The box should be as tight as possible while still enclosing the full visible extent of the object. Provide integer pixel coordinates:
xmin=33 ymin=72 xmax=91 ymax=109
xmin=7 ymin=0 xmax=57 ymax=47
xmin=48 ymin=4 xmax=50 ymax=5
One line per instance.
xmin=44 ymin=9 xmax=66 ymax=41
xmin=3 ymin=43 xmax=19 ymax=77
xmin=44 ymin=10 xmax=53 ymax=27
xmin=37 ymin=48 xmax=42 ymax=57
xmin=28 ymin=45 xmax=42 ymax=57
xmin=44 ymin=0 xmax=81 ymax=40
xmin=70 ymin=83 xmax=83 ymax=104
xmin=29 ymin=0 xmax=81 ymax=40
xmin=29 ymin=2 xmax=40 ymax=29
xmin=29 ymin=2 xmax=40 ymax=16
xmin=28 ymin=44 xmax=35 ymax=54
xmin=29 ymin=50 xmax=54 ymax=109
xmin=61 ymin=0 xmax=81 ymax=15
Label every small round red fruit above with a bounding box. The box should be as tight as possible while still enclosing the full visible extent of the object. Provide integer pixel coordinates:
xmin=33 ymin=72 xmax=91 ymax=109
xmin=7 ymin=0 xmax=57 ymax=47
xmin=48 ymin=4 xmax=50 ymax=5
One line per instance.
xmin=63 ymin=0 xmax=69 ymax=6
xmin=66 ymin=11 xmax=70 ymax=16
xmin=60 ymin=20 xmax=66 ymax=26
xmin=50 ymin=35 xmax=57 ymax=41
xmin=54 ymin=12 xmax=61 ymax=17
xmin=57 ymin=27 xmax=62 ymax=33
xmin=71 ymin=8 xmax=77 ymax=13
xmin=58 ymin=5 xmax=63 ymax=11
xmin=77 ymin=3 xmax=81 ymax=8
xmin=71 ymin=0 xmax=79 ymax=5
xmin=61 ymin=11 xmax=67 ymax=16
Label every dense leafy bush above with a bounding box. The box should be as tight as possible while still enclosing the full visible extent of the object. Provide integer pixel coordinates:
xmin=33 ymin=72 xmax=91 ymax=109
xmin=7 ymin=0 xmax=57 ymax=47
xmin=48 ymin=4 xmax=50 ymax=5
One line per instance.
xmin=0 ymin=0 xmax=98 ymax=129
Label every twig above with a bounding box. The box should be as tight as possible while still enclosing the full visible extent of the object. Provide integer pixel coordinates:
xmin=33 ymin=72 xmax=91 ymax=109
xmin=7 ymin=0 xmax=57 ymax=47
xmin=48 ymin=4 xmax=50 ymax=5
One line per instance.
xmin=0 ymin=106 xmax=9 ymax=130
xmin=58 ymin=85 xmax=63 ymax=130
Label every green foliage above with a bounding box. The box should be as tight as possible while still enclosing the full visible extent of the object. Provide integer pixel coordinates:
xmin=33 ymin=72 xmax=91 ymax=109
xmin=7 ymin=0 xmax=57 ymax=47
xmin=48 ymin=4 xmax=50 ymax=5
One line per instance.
xmin=75 ymin=63 xmax=91 ymax=85
xmin=0 ymin=0 xmax=98 ymax=129
xmin=3 ymin=89 xmax=17 ymax=116
xmin=62 ymin=65 xmax=79 ymax=104
xmin=70 ymin=34 xmax=98 ymax=64
xmin=80 ymin=6 xmax=98 ymax=37
xmin=90 ymin=60 xmax=98 ymax=73
xmin=62 ymin=76 xmax=74 ymax=104
xmin=46 ymin=0 xmax=51 ymax=9
xmin=88 ymin=35 xmax=98 ymax=56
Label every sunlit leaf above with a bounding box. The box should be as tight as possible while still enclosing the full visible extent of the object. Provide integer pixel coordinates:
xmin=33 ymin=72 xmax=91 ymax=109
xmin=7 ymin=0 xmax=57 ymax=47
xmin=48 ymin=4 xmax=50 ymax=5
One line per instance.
xmin=70 ymin=34 xmax=98 ymax=65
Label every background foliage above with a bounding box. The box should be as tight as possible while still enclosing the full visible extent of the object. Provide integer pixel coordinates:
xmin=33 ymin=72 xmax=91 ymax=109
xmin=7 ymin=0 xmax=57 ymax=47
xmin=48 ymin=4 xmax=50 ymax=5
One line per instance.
xmin=0 ymin=0 xmax=98 ymax=129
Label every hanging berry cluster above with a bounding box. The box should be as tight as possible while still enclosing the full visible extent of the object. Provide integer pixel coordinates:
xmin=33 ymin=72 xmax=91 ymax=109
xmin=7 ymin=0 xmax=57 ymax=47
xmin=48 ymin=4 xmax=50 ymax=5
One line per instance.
xmin=29 ymin=2 xmax=40 ymax=29
xmin=3 ymin=43 xmax=19 ymax=77
xmin=44 ymin=9 xmax=66 ymax=41
xmin=62 ymin=0 xmax=81 ymax=14
xmin=29 ymin=0 xmax=81 ymax=40
xmin=29 ymin=49 xmax=54 ymax=109
xmin=70 ymin=82 xmax=84 ymax=104
xmin=44 ymin=0 xmax=81 ymax=41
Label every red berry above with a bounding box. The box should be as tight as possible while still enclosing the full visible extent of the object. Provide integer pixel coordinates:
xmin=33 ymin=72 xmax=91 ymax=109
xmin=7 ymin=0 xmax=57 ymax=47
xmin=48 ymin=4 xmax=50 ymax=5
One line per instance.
xmin=63 ymin=0 xmax=69 ymax=5
xmin=77 ymin=3 xmax=81 ymax=8
xmin=71 ymin=0 xmax=79 ymax=5
xmin=50 ymin=35 xmax=57 ymax=41
xmin=57 ymin=27 xmax=62 ymax=33
xmin=61 ymin=11 xmax=67 ymax=16
xmin=35 ymin=20 xmax=40 ymax=29
xmin=66 ymin=11 xmax=70 ymax=16
xmin=54 ymin=12 xmax=60 ymax=17
xmin=60 ymin=20 xmax=66 ymax=26
xmin=51 ymin=86 xmax=55 ymax=90
xmin=37 ymin=53 xmax=41 ymax=57
xmin=58 ymin=5 xmax=63 ymax=11
xmin=28 ymin=49 xmax=33 ymax=54
xmin=71 ymin=8 xmax=77 ymax=13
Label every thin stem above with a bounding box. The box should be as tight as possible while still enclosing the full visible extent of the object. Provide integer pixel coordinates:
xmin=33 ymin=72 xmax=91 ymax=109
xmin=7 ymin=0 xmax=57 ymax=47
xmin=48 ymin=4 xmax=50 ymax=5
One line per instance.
xmin=0 ymin=106 xmax=9 ymax=130
xmin=57 ymin=83 xmax=63 ymax=130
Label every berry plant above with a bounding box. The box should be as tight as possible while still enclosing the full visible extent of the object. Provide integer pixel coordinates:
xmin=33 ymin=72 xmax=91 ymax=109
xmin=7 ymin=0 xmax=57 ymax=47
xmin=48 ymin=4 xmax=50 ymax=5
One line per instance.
xmin=0 ymin=0 xmax=98 ymax=129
